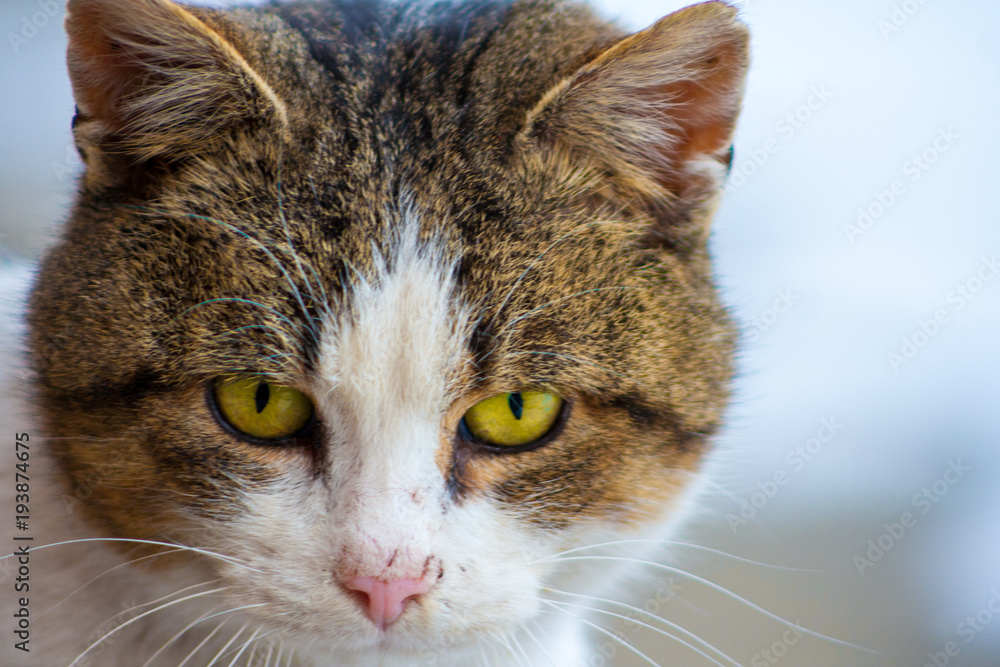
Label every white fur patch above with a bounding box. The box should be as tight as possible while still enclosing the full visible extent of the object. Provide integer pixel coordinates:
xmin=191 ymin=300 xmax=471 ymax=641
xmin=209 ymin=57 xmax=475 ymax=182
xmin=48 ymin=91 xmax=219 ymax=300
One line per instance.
xmin=310 ymin=205 xmax=469 ymax=578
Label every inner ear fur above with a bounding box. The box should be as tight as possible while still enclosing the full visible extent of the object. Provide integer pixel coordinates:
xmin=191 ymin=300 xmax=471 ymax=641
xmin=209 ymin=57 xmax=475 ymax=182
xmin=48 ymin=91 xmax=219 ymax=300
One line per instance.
xmin=66 ymin=0 xmax=289 ymax=182
xmin=521 ymin=1 xmax=749 ymax=243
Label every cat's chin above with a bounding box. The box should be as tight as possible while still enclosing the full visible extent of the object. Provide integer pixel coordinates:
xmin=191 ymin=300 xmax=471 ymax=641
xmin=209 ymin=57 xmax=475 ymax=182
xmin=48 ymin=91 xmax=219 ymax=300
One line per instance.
xmin=295 ymin=639 xmax=484 ymax=666
xmin=289 ymin=617 xmax=586 ymax=667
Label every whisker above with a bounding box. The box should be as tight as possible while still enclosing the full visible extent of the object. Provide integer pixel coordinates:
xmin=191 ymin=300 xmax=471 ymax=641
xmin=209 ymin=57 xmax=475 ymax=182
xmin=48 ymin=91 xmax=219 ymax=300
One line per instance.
xmin=225 ymin=625 xmax=263 ymax=667
xmin=38 ymin=547 xmax=193 ymax=619
xmin=177 ymin=618 xmax=232 ymax=667
xmin=242 ymin=632 xmax=280 ymax=667
xmin=260 ymin=641 xmax=274 ymax=667
xmin=205 ymin=622 xmax=248 ymax=667
xmin=119 ymin=579 xmax=224 ymax=620
xmin=697 ymin=476 xmax=758 ymax=509
xmin=540 ymin=539 xmax=820 ymax=572
xmin=275 ymin=163 xmax=333 ymax=326
xmin=213 ymin=323 xmax=295 ymax=342
xmin=66 ymin=587 xmax=229 ymax=667
xmin=547 ymin=556 xmax=876 ymax=654
xmin=540 ymin=600 xmax=662 ymax=667
xmin=140 ymin=603 xmax=225 ymax=667
xmin=121 ymin=203 xmax=323 ymax=346
xmin=3 ymin=537 xmax=259 ymax=572
xmin=497 ymin=633 xmax=527 ymax=667
xmin=173 ymin=297 xmax=303 ymax=341
xmin=240 ymin=629 xmax=282 ymax=667
xmin=192 ymin=601 xmax=272 ymax=626
xmin=523 ymin=619 xmax=559 ymax=666
xmin=543 ymin=594 xmax=733 ymax=667
xmin=489 ymin=633 xmax=504 ymax=665
xmin=511 ymin=633 xmax=535 ymax=667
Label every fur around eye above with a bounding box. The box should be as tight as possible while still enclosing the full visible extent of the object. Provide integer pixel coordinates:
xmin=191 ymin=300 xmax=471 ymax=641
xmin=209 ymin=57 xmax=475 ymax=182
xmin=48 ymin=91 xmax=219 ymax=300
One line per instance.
xmin=461 ymin=392 xmax=564 ymax=447
xmin=212 ymin=377 xmax=314 ymax=441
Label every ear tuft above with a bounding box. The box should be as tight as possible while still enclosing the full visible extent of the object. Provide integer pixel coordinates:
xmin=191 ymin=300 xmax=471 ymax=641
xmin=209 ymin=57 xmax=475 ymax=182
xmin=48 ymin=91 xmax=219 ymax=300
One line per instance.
xmin=66 ymin=0 xmax=288 ymax=166
xmin=524 ymin=1 xmax=749 ymax=211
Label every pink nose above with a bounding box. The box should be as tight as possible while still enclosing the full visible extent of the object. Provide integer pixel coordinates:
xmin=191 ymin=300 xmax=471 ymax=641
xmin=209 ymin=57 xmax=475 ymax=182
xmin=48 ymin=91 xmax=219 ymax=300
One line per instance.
xmin=343 ymin=575 xmax=434 ymax=630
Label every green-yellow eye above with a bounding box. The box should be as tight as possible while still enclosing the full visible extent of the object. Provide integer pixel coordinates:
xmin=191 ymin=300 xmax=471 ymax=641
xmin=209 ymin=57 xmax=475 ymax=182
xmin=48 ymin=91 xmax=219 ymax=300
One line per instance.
xmin=461 ymin=391 xmax=564 ymax=447
xmin=213 ymin=377 xmax=314 ymax=441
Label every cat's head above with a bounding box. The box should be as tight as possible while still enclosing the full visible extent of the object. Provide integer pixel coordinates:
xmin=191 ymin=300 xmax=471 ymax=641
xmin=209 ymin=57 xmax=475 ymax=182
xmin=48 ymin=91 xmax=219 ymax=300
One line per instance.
xmin=30 ymin=0 xmax=747 ymax=657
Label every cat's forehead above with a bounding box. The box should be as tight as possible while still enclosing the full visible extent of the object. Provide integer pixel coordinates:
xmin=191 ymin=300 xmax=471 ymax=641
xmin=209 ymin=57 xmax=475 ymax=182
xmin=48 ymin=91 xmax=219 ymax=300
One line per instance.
xmin=314 ymin=200 xmax=469 ymax=405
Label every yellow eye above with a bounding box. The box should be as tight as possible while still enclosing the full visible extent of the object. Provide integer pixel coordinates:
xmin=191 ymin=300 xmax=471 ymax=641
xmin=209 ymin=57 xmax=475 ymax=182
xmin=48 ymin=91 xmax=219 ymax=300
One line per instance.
xmin=213 ymin=377 xmax=314 ymax=441
xmin=462 ymin=392 xmax=564 ymax=447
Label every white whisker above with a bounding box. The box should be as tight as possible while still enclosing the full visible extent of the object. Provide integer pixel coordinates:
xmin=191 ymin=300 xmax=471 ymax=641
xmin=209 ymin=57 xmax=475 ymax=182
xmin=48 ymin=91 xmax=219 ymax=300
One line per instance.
xmin=275 ymin=163 xmax=334 ymax=327
xmin=521 ymin=621 xmax=559 ymax=666
xmin=131 ymin=203 xmax=324 ymax=348
xmin=544 ymin=595 xmax=733 ymax=667
xmin=205 ymin=622 xmax=248 ymax=667
xmin=67 ymin=587 xmax=229 ymax=667
xmin=540 ymin=539 xmax=819 ymax=572
xmin=113 ymin=579 xmax=226 ymax=633
xmin=141 ymin=603 xmax=225 ymax=667
xmin=495 ymin=633 xmax=518 ymax=666
xmin=174 ymin=297 xmax=305 ymax=344
xmin=547 ymin=555 xmax=875 ymax=654
xmin=177 ymin=618 xmax=232 ymax=667
xmin=540 ymin=600 xmax=662 ymax=667
xmin=225 ymin=625 xmax=263 ymax=667
xmin=2 ymin=537 xmax=259 ymax=572
xmin=260 ymin=642 xmax=274 ymax=667
xmin=38 ymin=547 xmax=193 ymax=620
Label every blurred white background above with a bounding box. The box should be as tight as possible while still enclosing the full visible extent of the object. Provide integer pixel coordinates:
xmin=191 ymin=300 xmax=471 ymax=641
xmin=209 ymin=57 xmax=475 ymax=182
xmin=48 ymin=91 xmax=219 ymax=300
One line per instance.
xmin=2 ymin=0 xmax=999 ymax=665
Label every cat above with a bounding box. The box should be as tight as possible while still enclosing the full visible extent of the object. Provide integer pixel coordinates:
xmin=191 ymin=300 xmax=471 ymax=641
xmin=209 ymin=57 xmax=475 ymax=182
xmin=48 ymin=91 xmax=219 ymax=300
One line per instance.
xmin=0 ymin=0 xmax=749 ymax=664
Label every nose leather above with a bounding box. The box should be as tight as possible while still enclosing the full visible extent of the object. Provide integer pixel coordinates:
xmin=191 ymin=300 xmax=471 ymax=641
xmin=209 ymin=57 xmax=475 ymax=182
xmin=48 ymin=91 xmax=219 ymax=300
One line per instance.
xmin=343 ymin=574 xmax=434 ymax=630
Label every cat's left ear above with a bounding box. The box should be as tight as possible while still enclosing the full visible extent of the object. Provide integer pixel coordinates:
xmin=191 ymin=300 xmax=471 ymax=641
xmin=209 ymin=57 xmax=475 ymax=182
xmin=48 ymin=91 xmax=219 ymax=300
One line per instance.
xmin=65 ymin=0 xmax=289 ymax=184
xmin=521 ymin=1 xmax=749 ymax=244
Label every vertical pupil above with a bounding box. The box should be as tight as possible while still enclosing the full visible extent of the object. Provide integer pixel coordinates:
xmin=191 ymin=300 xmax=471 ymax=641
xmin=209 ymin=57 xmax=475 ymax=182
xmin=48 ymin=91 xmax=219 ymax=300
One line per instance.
xmin=254 ymin=381 xmax=270 ymax=414
xmin=508 ymin=392 xmax=524 ymax=420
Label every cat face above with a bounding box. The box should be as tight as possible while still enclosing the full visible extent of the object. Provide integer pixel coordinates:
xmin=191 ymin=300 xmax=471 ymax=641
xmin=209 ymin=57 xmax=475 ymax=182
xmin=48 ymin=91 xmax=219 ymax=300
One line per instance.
xmin=29 ymin=0 xmax=747 ymax=659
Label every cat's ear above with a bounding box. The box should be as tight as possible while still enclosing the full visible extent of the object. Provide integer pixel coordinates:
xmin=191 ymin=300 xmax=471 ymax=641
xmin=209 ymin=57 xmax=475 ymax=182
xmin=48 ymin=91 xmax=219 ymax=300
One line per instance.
xmin=521 ymin=1 xmax=748 ymax=242
xmin=66 ymin=0 xmax=289 ymax=182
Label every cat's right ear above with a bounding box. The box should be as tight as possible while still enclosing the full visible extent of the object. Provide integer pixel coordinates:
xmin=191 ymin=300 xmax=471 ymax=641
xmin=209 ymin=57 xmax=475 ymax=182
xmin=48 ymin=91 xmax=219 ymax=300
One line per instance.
xmin=519 ymin=1 xmax=749 ymax=248
xmin=66 ymin=0 xmax=289 ymax=187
